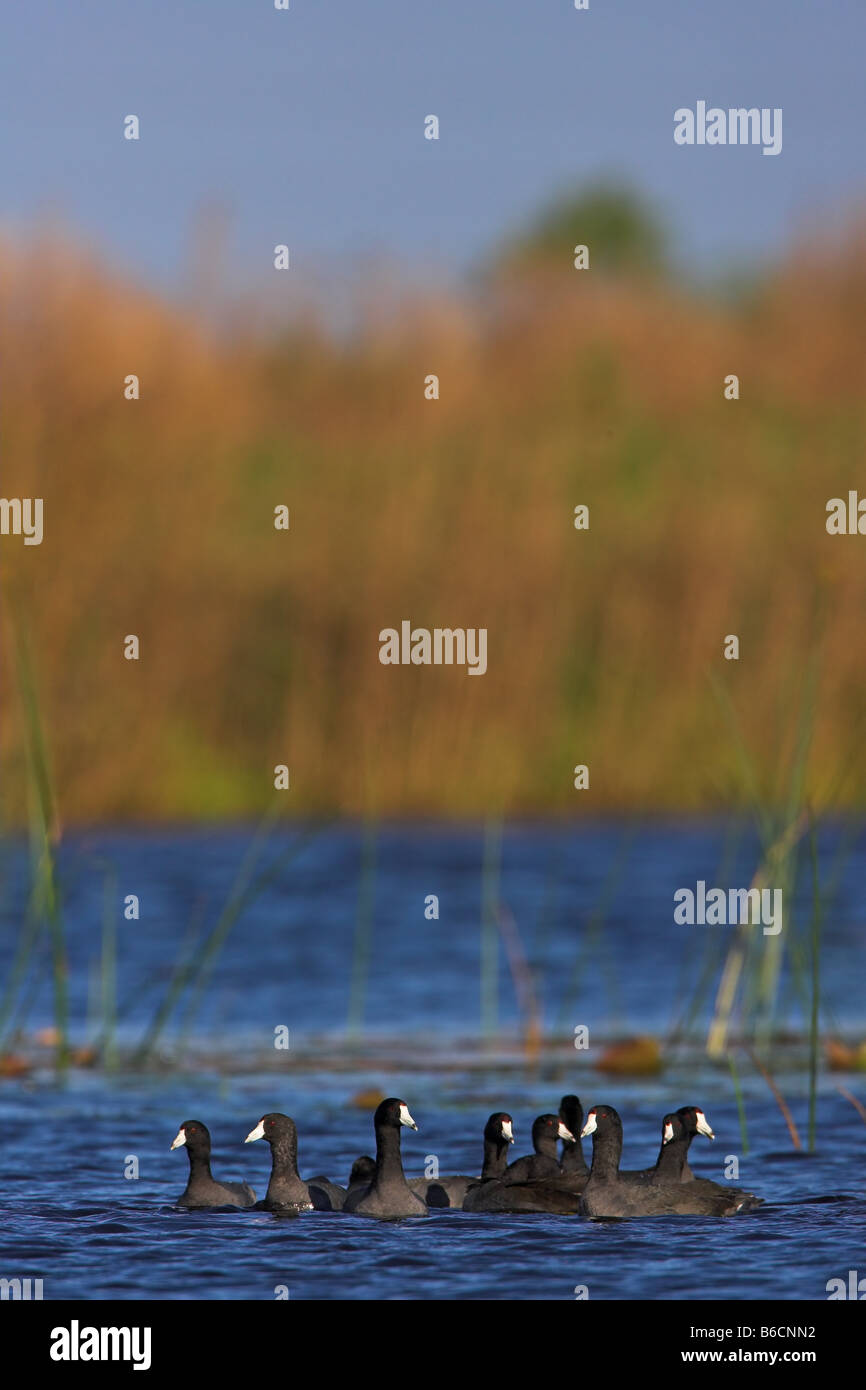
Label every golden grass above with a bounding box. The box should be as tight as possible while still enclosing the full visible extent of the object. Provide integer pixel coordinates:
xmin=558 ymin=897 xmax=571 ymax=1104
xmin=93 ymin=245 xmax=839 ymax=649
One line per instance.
xmin=1 ymin=223 xmax=865 ymax=823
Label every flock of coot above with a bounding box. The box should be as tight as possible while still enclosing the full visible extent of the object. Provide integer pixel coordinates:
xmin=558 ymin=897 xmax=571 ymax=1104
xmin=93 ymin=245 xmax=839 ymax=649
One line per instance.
xmin=169 ymin=1094 xmax=763 ymax=1219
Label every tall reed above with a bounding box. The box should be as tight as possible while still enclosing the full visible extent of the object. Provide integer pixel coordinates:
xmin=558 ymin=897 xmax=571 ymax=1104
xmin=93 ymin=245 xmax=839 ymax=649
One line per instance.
xmin=2 ymin=224 xmax=866 ymax=823
xmin=3 ymin=610 xmax=68 ymax=1067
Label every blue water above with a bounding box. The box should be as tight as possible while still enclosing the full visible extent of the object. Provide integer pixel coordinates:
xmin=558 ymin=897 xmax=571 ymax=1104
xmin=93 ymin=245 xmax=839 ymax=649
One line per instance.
xmin=0 ymin=823 xmax=864 ymax=1299
xmin=2 ymin=820 xmax=865 ymax=1041
xmin=0 ymin=1078 xmax=863 ymax=1300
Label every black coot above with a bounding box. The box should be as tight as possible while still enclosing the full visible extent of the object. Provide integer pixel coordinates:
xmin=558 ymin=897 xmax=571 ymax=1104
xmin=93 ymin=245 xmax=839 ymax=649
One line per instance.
xmin=464 ymin=1113 xmax=584 ymax=1213
xmin=306 ymin=1175 xmax=348 ymax=1211
xmin=579 ymin=1105 xmax=759 ymax=1218
xmin=558 ymin=1096 xmax=588 ymax=1177
xmin=504 ymin=1114 xmax=573 ymax=1182
xmin=413 ymin=1112 xmax=514 ymax=1209
xmin=670 ymin=1105 xmax=715 ymax=1180
xmin=170 ymin=1120 xmax=256 ymax=1209
xmin=624 ymin=1103 xmax=715 ymax=1181
xmin=244 ymin=1113 xmax=314 ymax=1212
xmin=462 ymin=1175 xmax=583 ymax=1214
xmin=651 ymin=1112 xmax=763 ymax=1208
xmin=343 ymin=1099 xmax=428 ymax=1219
xmin=348 ymin=1155 xmax=376 ymax=1189
xmin=307 ymin=1155 xmax=377 ymax=1212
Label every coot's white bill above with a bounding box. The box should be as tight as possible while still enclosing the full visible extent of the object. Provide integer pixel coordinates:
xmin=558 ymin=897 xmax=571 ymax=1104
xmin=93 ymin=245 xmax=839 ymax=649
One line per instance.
xmin=502 ymin=1119 xmax=514 ymax=1143
xmin=662 ymin=1121 xmax=675 ymax=1144
xmin=170 ymin=1128 xmax=187 ymax=1150
xmin=557 ymin=1121 xmax=574 ymax=1140
xmin=399 ymin=1104 xmax=418 ymax=1130
xmin=245 ymin=1120 xmax=266 ymax=1143
xmin=580 ymin=1112 xmax=597 ymax=1138
xmin=695 ymin=1110 xmax=715 ymax=1139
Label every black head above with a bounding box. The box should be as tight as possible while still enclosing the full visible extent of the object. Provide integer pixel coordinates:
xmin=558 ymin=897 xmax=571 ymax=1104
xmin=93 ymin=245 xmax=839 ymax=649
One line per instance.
xmin=676 ymin=1105 xmax=715 ymax=1140
xmin=579 ymin=1104 xmax=622 ymax=1140
xmin=559 ymin=1095 xmax=583 ymax=1134
xmin=170 ymin=1119 xmax=211 ymax=1155
xmin=485 ymin=1112 xmax=514 ymax=1144
xmin=349 ymin=1154 xmax=376 ymax=1185
xmin=533 ymin=1113 xmax=574 ymax=1144
xmin=244 ymin=1112 xmax=297 ymax=1147
xmin=661 ymin=1112 xmax=686 ymax=1145
xmin=374 ymin=1097 xmax=418 ymax=1131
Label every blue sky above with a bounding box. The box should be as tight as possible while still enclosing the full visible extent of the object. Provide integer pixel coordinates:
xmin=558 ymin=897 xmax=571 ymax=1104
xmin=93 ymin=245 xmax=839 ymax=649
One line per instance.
xmin=1 ymin=0 xmax=863 ymax=294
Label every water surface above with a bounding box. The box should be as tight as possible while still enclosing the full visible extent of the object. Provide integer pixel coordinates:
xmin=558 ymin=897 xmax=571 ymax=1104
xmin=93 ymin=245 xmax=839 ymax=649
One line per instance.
xmin=0 ymin=823 xmax=863 ymax=1299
